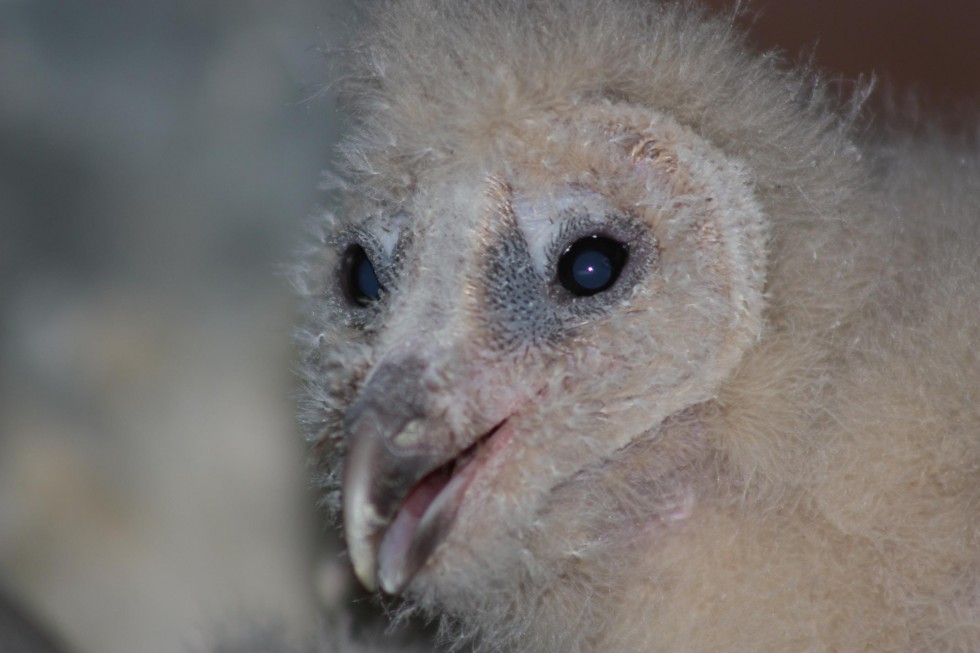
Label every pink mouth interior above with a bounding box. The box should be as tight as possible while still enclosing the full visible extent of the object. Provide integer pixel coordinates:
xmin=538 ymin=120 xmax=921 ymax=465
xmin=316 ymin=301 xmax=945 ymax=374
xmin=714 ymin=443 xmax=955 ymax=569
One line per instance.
xmin=400 ymin=420 xmax=506 ymax=521
xmin=377 ymin=422 xmax=507 ymax=583
xmin=401 ymin=465 xmax=454 ymax=519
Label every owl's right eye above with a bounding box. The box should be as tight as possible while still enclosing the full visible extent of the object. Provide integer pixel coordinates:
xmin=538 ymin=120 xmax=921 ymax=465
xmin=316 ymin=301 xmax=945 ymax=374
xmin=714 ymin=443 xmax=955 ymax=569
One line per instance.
xmin=556 ymin=235 xmax=629 ymax=297
xmin=342 ymin=244 xmax=383 ymax=306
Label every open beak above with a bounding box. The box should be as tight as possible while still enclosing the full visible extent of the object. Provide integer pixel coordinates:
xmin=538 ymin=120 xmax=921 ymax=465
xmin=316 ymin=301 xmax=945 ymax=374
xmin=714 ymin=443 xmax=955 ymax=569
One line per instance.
xmin=343 ymin=410 xmax=447 ymax=592
xmin=341 ymin=356 xmax=489 ymax=594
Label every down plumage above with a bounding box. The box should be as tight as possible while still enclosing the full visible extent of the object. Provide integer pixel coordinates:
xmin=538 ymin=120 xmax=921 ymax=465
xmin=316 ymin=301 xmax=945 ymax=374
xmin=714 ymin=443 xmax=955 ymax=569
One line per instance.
xmin=290 ymin=1 xmax=980 ymax=651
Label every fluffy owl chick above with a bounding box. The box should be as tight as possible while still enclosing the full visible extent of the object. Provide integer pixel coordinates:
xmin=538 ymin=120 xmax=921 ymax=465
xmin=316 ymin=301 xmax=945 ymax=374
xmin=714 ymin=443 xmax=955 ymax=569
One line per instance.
xmin=294 ymin=0 xmax=980 ymax=651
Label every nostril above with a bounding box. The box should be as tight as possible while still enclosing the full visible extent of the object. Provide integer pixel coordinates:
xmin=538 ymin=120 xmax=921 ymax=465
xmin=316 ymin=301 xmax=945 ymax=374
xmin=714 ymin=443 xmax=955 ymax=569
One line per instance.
xmin=390 ymin=418 xmax=429 ymax=450
xmin=343 ymin=355 xmax=430 ymax=442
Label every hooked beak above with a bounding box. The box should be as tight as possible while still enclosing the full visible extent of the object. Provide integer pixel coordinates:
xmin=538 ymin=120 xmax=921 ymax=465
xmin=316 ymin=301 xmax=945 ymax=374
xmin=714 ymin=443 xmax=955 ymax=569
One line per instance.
xmin=341 ymin=357 xmax=488 ymax=594
xmin=343 ymin=412 xmax=446 ymax=592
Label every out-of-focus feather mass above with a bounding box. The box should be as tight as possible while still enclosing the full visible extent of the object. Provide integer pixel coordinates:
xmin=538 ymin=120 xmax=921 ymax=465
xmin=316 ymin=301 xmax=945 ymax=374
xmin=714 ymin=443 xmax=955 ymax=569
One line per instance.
xmin=291 ymin=1 xmax=980 ymax=651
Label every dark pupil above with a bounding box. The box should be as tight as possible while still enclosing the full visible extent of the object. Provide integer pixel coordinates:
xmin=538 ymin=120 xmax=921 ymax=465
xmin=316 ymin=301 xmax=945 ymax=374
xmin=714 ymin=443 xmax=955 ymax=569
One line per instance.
xmin=557 ymin=235 xmax=628 ymax=297
xmin=344 ymin=245 xmax=382 ymax=306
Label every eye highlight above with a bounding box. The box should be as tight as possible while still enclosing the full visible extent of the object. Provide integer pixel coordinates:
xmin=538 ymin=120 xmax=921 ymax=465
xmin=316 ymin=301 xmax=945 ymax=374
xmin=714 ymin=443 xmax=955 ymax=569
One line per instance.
xmin=557 ymin=235 xmax=628 ymax=297
xmin=342 ymin=244 xmax=383 ymax=306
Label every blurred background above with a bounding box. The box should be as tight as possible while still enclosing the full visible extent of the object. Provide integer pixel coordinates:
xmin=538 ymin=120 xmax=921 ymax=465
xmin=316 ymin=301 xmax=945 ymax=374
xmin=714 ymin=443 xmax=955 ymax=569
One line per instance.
xmin=0 ymin=1 xmax=976 ymax=652
xmin=1 ymin=2 xmax=351 ymax=651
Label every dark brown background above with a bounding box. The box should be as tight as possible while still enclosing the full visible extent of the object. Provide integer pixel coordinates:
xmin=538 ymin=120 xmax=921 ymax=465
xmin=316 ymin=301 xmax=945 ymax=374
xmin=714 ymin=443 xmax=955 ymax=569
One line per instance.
xmin=705 ymin=0 xmax=980 ymax=122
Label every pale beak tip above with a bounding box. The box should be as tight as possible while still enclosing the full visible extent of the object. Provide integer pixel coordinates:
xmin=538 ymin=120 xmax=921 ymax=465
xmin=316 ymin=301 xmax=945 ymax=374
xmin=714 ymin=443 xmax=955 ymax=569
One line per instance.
xmin=343 ymin=498 xmax=381 ymax=591
xmin=343 ymin=432 xmax=384 ymax=592
xmin=378 ymin=561 xmax=408 ymax=595
xmin=350 ymin=551 xmax=378 ymax=592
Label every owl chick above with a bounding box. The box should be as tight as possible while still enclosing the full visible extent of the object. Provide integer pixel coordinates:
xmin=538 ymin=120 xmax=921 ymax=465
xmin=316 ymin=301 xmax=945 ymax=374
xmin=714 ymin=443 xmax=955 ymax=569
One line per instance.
xmin=294 ymin=0 xmax=980 ymax=651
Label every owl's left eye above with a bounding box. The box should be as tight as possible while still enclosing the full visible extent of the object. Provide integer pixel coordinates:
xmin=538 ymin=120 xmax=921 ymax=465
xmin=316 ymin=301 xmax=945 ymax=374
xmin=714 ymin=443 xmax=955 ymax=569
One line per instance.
xmin=557 ymin=235 xmax=629 ymax=297
xmin=342 ymin=244 xmax=383 ymax=306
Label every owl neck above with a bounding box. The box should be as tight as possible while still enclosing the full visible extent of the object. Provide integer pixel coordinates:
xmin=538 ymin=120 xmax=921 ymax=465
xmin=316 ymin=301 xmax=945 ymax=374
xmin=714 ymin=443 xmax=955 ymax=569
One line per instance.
xmin=432 ymin=406 xmax=724 ymax=652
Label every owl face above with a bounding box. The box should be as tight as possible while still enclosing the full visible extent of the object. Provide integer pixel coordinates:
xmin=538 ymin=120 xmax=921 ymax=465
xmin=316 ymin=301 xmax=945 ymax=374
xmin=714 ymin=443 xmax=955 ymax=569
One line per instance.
xmin=298 ymin=103 xmax=768 ymax=599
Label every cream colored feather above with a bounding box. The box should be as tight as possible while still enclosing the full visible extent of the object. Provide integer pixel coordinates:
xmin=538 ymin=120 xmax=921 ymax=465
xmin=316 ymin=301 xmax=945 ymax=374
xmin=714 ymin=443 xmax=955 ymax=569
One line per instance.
xmin=293 ymin=1 xmax=980 ymax=651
